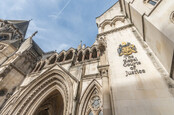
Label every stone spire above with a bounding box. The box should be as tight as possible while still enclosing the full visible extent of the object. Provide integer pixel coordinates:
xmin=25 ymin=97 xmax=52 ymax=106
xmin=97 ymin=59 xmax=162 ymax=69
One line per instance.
xmin=82 ymin=44 xmax=86 ymax=49
xmin=77 ymin=40 xmax=82 ymax=50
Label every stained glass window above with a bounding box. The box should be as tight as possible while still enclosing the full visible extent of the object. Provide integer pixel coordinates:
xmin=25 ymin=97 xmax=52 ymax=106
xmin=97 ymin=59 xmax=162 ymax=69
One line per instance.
xmin=91 ymin=96 xmax=101 ymax=109
xmin=89 ymin=110 xmax=93 ymax=115
xmin=99 ymin=110 xmax=103 ymax=115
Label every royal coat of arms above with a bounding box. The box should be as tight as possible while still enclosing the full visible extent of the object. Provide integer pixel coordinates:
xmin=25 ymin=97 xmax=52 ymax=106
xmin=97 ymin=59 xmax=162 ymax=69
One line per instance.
xmin=117 ymin=42 xmax=137 ymax=56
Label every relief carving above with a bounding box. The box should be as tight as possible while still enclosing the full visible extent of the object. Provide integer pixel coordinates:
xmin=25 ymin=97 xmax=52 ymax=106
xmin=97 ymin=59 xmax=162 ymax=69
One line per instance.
xmin=0 ymin=20 xmax=23 ymax=40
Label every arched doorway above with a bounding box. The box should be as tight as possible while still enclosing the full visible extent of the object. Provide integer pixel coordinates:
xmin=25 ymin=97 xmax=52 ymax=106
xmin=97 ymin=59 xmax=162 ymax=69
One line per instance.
xmin=33 ymin=90 xmax=64 ymax=115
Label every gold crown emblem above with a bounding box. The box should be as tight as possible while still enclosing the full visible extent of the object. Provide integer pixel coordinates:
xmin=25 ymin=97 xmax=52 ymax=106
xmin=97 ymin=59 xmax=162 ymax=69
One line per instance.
xmin=118 ymin=42 xmax=137 ymax=56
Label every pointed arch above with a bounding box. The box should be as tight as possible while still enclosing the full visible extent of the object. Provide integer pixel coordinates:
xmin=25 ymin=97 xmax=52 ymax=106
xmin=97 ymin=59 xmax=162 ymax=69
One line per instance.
xmin=91 ymin=47 xmax=97 ymax=59
xmin=57 ymin=52 xmax=65 ymax=62
xmin=101 ymin=21 xmax=111 ymax=29
xmin=78 ymin=80 xmax=102 ymax=115
xmin=48 ymin=54 xmax=57 ymax=65
xmin=65 ymin=50 xmax=73 ymax=61
xmin=84 ymin=49 xmax=90 ymax=60
xmin=77 ymin=51 xmax=83 ymax=62
xmin=111 ymin=17 xmax=125 ymax=26
xmin=0 ymin=69 xmax=74 ymax=115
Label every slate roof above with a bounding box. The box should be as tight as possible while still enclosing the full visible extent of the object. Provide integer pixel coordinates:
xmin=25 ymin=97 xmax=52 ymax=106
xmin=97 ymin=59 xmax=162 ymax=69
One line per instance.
xmin=7 ymin=20 xmax=30 ymax=37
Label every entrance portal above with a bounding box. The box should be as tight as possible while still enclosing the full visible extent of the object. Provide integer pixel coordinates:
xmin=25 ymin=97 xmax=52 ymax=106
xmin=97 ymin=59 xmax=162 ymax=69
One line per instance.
xmin=34 ymin=90 xmax=64 ymax=115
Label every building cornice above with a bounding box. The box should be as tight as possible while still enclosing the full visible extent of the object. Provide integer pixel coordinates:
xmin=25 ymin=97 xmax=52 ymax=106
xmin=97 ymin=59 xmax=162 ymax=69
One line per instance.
xmin=97 ymin=24 xmax=133 ymax=37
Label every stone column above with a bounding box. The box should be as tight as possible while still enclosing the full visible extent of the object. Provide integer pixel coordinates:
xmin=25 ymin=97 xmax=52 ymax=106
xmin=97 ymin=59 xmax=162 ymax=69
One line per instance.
xmin=89 ymin=52 xmax=92 ymax=59
xmin=100 ymin=68 xmax=112 ymax=115
xmin=82 ymin=53 xmax=85 ymax=61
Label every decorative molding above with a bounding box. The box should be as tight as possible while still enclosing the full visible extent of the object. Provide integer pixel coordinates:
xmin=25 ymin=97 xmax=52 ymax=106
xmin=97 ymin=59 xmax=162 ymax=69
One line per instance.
xmin=0 ymin=70 xmax=74 ymax=115
xmin=170 ymin=11 xmax=174 ymax=24
xmin=99 ymin=16 xmax=126 ymax=29
xmin=131 ymin=27 xmax=174 ymax=89
xmin=0 ymin=20 xmax=23 ymax=40
xmin=97 ymin=24 xmax=133 ymax=37
xmin=78 ymin=80 xmax=102 ymax=115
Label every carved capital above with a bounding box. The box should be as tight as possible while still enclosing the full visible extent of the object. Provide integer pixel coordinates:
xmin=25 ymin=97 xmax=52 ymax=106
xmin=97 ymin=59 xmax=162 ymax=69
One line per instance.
xmin=98 ymin=65 xmax=109 ymax=77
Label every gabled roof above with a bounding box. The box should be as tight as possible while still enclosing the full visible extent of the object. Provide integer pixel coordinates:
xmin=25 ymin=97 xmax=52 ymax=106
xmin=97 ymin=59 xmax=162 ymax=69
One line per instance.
xmin=7 ymin=20 xmax=30 ymax=37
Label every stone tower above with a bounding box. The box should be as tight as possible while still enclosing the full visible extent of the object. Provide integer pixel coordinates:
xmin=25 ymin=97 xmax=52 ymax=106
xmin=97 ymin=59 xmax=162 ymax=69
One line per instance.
xmin=0 ymin=0 xmax=174 ymax=115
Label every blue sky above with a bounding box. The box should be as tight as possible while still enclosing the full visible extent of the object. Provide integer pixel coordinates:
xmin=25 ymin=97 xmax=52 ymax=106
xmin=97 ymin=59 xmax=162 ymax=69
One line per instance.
xmin=0 ymin=0 xmax=118 ymax=52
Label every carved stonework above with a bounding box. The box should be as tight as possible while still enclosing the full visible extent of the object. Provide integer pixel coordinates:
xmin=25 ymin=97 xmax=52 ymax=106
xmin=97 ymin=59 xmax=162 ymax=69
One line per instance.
xmin=90 ymin=95 xmax=101 ymax=110
xmin=170 ymin=11 xmax=174 ymax=24
xmin=99 ymin=16 xmax=125 ymax=29
xmin=100 ymin=69 xmax=108 ymax=77
xmin=0 ymin=44 xmax=6 ymax=50
xmin=86 ymin=90 xmax=102 ymax=115
xmin=0 ymin=20 xmax=23 ymax=40
xmin=97 ymin=36 xmax=107 ymax=54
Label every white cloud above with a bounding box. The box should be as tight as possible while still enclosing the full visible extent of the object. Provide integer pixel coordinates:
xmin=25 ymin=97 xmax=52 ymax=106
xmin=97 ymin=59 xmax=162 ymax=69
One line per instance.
xmin=57 ymin=43 xmax=69 ymax=52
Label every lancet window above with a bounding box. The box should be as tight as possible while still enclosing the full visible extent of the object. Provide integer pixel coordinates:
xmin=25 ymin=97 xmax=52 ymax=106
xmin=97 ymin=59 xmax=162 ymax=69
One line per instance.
xmin=57 ymin=53 xmax=64 ymax=62
xmin=84 ymin=50 xmax=90 ymax=60
xmin=77 ymin=51 xmax=83 ymax=62
xmin=65 ymin=51 xmax=73 ymax=61
xmin=92 ymin=48 xmax=97 ymax=59
xmin=85 ymin=90 xmax=103 ymax=115
xmin=49 ymin=55 xmax=57 ymax=65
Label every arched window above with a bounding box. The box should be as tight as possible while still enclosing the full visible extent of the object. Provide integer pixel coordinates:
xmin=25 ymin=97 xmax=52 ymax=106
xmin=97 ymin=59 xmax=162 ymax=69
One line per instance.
xmin=99 ymin=110 xmax=103 ymax=115
xmin=92 ymin=48 xmax=97 ymax=59
xmin=65 ymin=51 xmax=73 ymax=61
xmin=49 ymin=55 xmax=57 ymax=65
xmin=91 ymin=96 xmax=101 ymax=110
xmin=88 ymin=110 xmax=93 ymax=115
xmin=79 ymin=80 xmax=102 ymax=115
xmin=84 ymin=50 xmax=90 ymax=60
xmin=57 ymin=53 xmax=64 ymax=62
xmin=77 ymin=52 xmax=83 ymax=62
xmin=39 ymin=61 xmax=46 ymax=71
xmin=33 ymin=90 xmax=64 ymax=115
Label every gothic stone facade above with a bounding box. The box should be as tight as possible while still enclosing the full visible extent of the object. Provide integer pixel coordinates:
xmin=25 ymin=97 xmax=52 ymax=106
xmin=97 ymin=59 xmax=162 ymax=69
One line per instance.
xmin=0 ymin=0 xmax=174 ymax=115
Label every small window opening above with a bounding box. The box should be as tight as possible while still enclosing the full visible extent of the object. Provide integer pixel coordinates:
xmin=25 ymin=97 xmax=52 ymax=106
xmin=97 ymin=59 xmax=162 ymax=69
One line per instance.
xmin=65 ymin=51 xmax=73 ymax=61
xmin=92 ymin=48 xmax=97 ymax=59
xmin=148 ymin=0 xmax=158 ymax=5
xmin=57 ymin=53 xmax=64 ymax=62
xmin=84 ymin=50 xmax=90 ymax=60
xmin=49 ymin=55 xmax=57 ymax=65
xmin=77 ymin=52 xmax=83 ymax=62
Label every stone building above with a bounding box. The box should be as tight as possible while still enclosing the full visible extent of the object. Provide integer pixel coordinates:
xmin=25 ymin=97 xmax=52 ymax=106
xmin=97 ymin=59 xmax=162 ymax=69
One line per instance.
xmin=0 ymin=0 xmax=174 ymax=115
